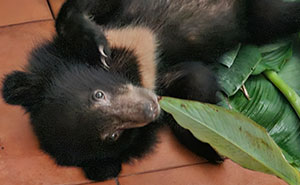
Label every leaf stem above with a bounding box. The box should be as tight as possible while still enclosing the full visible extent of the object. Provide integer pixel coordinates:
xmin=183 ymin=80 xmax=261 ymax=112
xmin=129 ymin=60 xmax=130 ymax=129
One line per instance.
xmin=264 ymin=70 xmax=300 ymax=119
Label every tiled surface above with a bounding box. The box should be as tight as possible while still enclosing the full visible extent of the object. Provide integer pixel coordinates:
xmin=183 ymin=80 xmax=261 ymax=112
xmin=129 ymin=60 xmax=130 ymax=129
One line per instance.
xmin=0 ymin=0 xmax=52 ymax=27
xmin=0 ymin=21 xmax=54 ymax=157
xmin=0 ymin=0 xmax=289 ymax=185
xmin=0 ymin=21 xmax=91 ymax=185
xmin=0 ymin=156 xmax=90 ymax=185
xmin=120 ymin=128 xmax=206 ymax=177
xmin=0 ymin=21 xmax=55 ymax=80
xmin=119 ymin=160 xmax=286 ymax=185
xmin=48 ymin=0 xmax=65 ymax=18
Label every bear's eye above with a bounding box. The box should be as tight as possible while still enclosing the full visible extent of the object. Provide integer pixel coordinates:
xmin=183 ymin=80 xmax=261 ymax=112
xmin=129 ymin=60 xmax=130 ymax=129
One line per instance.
xmin=93 ymin=90 xmax=105 ymax=101
xmin=108 ymin=130 xmax=122 ymax=141
xmin=110 ymin=132 xmax=119 ymax=140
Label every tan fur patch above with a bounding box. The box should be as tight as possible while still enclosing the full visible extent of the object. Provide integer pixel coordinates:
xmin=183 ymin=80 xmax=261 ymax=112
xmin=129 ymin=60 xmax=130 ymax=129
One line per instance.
xmin=105 ymin=27 xmax=158 ymax=90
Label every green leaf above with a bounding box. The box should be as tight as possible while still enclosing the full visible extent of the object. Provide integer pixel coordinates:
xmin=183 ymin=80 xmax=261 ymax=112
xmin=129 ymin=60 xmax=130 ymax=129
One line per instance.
xmin=227 ymin=75 xmax=300 ymax=168
xmin=253 ymin=43 xmax=292 ymax=75
xmin=160 ymin=97 xmax=300 ymax=185
xmin=217 ymin=45 xmax=262 ymax=96
xmin=264 ymin=70 xmax=300 ymax=119
xmin=219 ymin=43 xmax=241 ymax=68
xmin=259 ymin=41 xmax=292 ymax=53
xmin=279 ymin=54 xmax=300 ymax=95
xmin=268 ymin=43 xmax=300 ymax=118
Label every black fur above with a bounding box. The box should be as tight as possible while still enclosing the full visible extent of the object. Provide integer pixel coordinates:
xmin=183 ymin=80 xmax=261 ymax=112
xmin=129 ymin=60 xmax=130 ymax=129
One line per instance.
xmin=2 ymin=0 xmax=300 ymax=181
xmin=3 ymin=45 xmax=161 ymax=181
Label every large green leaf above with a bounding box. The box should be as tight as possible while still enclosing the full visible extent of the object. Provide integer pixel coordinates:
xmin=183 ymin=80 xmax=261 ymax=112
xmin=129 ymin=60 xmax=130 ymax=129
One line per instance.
xmin=262 ymin=43 xmax=300 ymax=118
xmin=217 ymin=45 xmax=262 ymax=96
xmin=264 ymin=70 xmax=300 ymax=119
xmin=279 ymin=54 xmax=300 ymax=95
xmin=253 ymin=42 xmax=292 ymax=75
xmin=160 ymin=97 xmax=300 ymax=185
xmin=227 ymin=75 xmax=300 ymax=167
xmin=259 ymin=41 xmax=292 ymax=53
xmin=219 ymin=43 xmax=241 ymax=68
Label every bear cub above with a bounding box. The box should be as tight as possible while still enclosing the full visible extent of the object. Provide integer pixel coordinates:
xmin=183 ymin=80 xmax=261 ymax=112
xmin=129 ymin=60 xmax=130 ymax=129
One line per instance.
xmin=3 ymin=0 xmax=300 ymax=182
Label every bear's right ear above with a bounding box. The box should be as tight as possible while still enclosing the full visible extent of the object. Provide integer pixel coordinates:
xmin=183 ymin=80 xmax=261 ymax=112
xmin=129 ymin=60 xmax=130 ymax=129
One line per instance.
xmin=2 ymin=71 xmax=41 ymax=107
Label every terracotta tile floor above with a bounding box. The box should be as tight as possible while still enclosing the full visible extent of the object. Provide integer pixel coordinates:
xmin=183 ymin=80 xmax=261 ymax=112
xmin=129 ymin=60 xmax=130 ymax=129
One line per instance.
xmin=0 ymin=0 xmax=288 ymax=184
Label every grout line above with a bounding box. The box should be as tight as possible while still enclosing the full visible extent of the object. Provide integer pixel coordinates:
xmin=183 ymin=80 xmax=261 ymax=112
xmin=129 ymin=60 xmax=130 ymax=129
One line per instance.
xmin=58 ymin=162 xmax=210 ymax=185
xmin=46 ymin=0 xmax=56 ymax=20
xmin=119 ymin=161 xmax=209 ymax=178
xmin=58 ymin=181 xmax=92 ymax=185
xmin=0 ymin=19 xmax=53 ymax=29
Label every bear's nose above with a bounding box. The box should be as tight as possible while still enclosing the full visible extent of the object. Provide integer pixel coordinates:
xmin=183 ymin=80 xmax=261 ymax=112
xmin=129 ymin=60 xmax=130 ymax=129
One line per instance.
xmin=143 ymin=101 xmax=160 ymax=121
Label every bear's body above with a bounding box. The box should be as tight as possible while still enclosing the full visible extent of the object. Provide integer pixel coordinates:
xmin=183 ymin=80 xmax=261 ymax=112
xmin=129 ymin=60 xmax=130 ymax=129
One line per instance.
xmin=2 ymin=0 xmax=300 ymax=181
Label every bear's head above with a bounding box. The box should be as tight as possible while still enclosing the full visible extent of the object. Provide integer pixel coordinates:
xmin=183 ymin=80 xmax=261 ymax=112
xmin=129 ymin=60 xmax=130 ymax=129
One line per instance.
xmin=1 ymin=60 xmax=160 ymax=165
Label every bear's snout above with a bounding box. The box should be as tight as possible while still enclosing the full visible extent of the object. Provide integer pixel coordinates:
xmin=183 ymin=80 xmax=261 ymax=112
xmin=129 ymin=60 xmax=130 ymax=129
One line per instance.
xmin=110 ymin=85 xmax=161 ymax=128
xmin=142 ymin=100 xmax=160 ymax=122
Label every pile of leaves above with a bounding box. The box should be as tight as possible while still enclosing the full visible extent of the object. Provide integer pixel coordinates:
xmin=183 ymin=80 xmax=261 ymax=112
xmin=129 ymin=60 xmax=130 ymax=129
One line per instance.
xmin=159 ymin=37 xmax=300 ymax=184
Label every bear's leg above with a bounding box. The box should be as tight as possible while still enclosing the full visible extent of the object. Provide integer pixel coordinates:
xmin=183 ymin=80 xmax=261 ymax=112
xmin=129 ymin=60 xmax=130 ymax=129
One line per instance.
xmin=56 ymin=0 xmax=121 ymax=29
xmin=158 ymin=62 xmax=223 ymax=163
xmin=159 ymin=62 xmax=219 ymax=104
xmin=56 ymin=0 xmax=108 ymax=47
xmin=80 ymin=158 xmax=122 ymax=181
xmin=247 ymin=0 xmax=300 ymax=42
xmin=55 ymin=0 xmax=121 ymax=65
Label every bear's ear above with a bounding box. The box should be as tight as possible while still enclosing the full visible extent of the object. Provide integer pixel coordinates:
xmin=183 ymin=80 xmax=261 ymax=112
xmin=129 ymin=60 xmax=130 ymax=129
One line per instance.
xmin=2 ymin=71 xmax=41 ymax=107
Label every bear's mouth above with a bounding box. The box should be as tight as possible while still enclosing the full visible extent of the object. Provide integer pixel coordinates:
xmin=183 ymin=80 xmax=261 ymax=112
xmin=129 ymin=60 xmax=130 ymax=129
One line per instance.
xmin=118 ymin=121 xmax=149 ymax=130
xmin=102 ymin=121 xmax=150 ymax=141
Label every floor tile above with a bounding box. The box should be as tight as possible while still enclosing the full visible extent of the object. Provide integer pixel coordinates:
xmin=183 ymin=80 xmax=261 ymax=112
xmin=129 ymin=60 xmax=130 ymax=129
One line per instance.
xmin=89 ymin=180 xmax=118 ymax=185
xmin=0 ymin=20 xmax=55 ymax=75
xmin=0 ymin=156 xmax=88 ymax=185
xmin=0 ymin=0 xmax=53 ymax=27
xmin=0 ymin=21 xmax=55 ymax=157
xmin=119 ymin=160 xmax=287 ymax=185
xmin=48 ymin=0 xmax=65 ymax=18
xmin=0 ymin=156 xmax=118 ymax=185
xmin=120 ymin=127 xmax=206 ymax=177
xmin=0 ymin=20 xmax=96 ymax=185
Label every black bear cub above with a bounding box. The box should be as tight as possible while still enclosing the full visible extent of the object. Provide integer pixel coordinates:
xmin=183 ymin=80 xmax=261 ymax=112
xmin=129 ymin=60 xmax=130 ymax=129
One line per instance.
xmin=2 ymin=0 xmax=300 ymax=182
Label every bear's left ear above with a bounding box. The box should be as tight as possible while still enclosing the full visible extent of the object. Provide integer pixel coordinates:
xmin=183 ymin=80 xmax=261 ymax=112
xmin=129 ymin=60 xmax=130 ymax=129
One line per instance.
xmin=1 ymin=71 xmax=42 ymax=108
